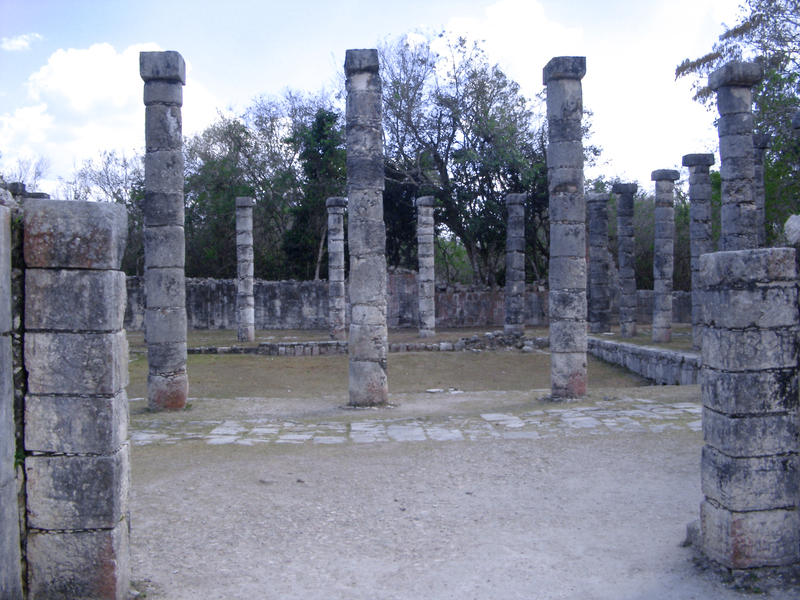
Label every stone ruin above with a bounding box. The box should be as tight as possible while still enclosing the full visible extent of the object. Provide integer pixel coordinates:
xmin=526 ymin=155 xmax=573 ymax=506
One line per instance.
xmin=0 ymin=47 xmax=798 ymax=598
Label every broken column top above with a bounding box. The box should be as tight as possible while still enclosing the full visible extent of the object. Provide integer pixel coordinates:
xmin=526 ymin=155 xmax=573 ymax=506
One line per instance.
xmin=326 ymin=197 xmax=348 ymax=209
xmin=345 ymin=49 xmax=379 ymax=75
xmin=651 ymin=169 xmax=680 ymax=181
xmin=542 ymin=56 xmax=586 ymax=84
xmin=415 ymin=196 xmax=435 ymax=208
xmin=682 ymin=153 xmax=715 ymax=167
xmin=611 ymin=182 xmax=638 ymax=195
xmin=586 ymin=192 xmax=609 ymax=203
xmin=708 ymin=60 xmax=762 ymax=90
xmin=505 ymin=193 xmax=525 ymax=206
xmin=140 ymin=51 xmax=186 ymax=84
xmin=235 ymin=196 xmax=255 ymax=208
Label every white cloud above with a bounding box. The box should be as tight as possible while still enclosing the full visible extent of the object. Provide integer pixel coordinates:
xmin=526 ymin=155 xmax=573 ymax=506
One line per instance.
xmin=1 ymin=42 xmax=223 ymax=195
xmin=1 ymin=33 xmax=43 ymax=52
xmin=444 ymin=0 xmax=741 ymax=188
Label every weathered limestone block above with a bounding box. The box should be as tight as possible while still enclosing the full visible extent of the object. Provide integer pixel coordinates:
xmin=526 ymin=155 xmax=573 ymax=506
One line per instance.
xmin=682 ymin=153 xmax=715 ymax=349
xmin=23 ymin=198 xmax=127 ymax=269
xmin=26 ymin=446 xmax=130 ymax=530
xmin=698 ymin=246 xmax=800 ymax=569
xmin=326 ymin=197 xmax=347 ymax=340
xmin=587 ymin=192 xmax=610 ymax=333
xmin=25 ymin=392 xmax=128 ymax=455
xmin=25 ymin=331 xmax=128 ymax=395
xmin=416 ymin=196 xmax=436 ymax=337
xmin=504 ymin=193 xmax=525 ymax=335
xmin=346 ymin=49 xmax=388 ymax=406
xmin=612 ymin=183 xmax=637 ymax=337
xmin=25 ymin=269 xmax=126 ymax=331
xmin=709 ymin=60 xmax=763 ymax=251
xmin=651 ymin=169 xmax=679 ymax=343
xmin=142 ymin=50 xmax=188 ymax=411
xmin=545 ymin=56 xmax=586 ymax=398
xmin=27 ymin=523 xmax=130 ymax=600
xmin=701 ymin=500 xmax=800 ymax=568
xmin=236 ymin=196 xmax=256 ymax=342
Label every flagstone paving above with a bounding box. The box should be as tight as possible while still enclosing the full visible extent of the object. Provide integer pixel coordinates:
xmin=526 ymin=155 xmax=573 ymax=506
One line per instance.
xmin=130 ymin=395 xmax=702 ymax=447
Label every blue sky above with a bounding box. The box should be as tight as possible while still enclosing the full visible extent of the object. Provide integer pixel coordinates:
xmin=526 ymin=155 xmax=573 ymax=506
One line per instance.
xmin=0 ymin=0 xmax=744 ymax=194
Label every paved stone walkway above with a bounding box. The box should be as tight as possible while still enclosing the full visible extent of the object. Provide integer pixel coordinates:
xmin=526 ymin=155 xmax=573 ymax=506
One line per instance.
xmin=130 ymin=395 xmax=701 ymax=447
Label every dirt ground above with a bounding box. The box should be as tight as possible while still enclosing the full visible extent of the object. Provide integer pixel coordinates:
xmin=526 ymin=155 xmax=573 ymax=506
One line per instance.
xmin=127 ymin=336 xmax=797 ymax=599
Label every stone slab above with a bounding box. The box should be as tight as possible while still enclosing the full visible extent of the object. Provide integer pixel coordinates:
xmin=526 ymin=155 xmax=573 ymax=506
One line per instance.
xmin=27 ymin=521 xmax=129 ymax=600
xmin=25 ymin=269 xmax=126 ymax=331
xmin=25 ymin=392 xmax=128 ymax=455
xmin=26 ymin=445 xmax=130 ymax=530
xmin=23 ymin=198 xmax=127 ymax=270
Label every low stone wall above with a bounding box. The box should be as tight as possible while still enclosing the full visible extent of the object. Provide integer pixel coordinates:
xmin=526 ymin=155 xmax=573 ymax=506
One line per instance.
xmin=587 ymin=337 xmax=699 ymax=385
xmin=125 ymin=275 xmax=690 ymax=332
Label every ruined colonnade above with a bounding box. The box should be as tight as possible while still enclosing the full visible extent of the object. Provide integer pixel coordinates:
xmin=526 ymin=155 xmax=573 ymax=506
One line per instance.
xmin=326 ymin=197 xmax=348 ymax=341
xmin=587 ymin=192 xmax=610 ymax=333
xmin=683 ymin=153 xmax=715 ymax=350
xmin=416 ymin=196 xmax=436 ymax=337
xmin=544 ymin=56 xmax=587 ymax=398
xmin=235 ymin=196 xmax=256 ymax=342
xmin=613 ymin=183 xmax=637 ymax=338
xmin=141 ymin=51 xmax=188 ymax=411
xmin=504 ymin=193 xmax=526 ymax=336
xmin=651 ymin=169 xmax=679 ymax=343
xmin=345 ymin=49 xmax=389 ymax=407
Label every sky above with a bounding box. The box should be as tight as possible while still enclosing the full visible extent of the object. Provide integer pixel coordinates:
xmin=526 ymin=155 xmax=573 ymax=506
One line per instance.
xmin=0 ymin=0 xmax=745 ymax=196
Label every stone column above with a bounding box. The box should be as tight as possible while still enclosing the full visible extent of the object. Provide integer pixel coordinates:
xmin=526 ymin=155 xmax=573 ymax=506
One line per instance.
xmin=587 ymin=192 xmax=610 ymax=333
xmin=544 ymin=56 xmax=587 ymax=398
xmin=753 ymin=133 xmax=770 ymax=247
xmin=235 ymin=196 xmax=255 ymax=342
xmin=709 ymin=61 xmax=763 ymax=251
xmin=504 ymin=193 xmax=525 ymax=336
xmin=141 ymin=51 xmax=188 ymax=411
xmin=698 ymin=248 xmax=800 ymax=569
xmin=326 ymin=197 xmax=348 ymax=341
xmin=22 ymin=198 xmax=130 ymax=599
xmin=612 ymin=183 xmax=637 ymax=338
xmin=345 ymin=49 xmax=388 ymax=407
xmin=683 ymin=154 xmax=715 ymax=350
xmin=416 ymin=196 xmax=436 ymax=337
xmin=651 ymin=169 xmax=679 ymax=343
xmin=0 ymin=203 xmax=22 ymax=599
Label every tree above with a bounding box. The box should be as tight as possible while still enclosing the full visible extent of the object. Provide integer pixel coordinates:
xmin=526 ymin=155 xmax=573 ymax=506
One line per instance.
xmin=381 ymin=33 xmax=550 ymax=286
xmin=676 ymin=0 xmax=800 ymax=243
xmin=73 ymin=151 xmax=145 ymax=275
xmin=282 ymin=108 xmax=346 ymax=280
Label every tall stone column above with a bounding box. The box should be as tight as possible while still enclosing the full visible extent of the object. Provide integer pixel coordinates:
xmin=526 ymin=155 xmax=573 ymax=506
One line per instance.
xmin=587 ymin=192 xmax=610 ymax=333
xmin=504 ymin=193 xmax=525 ymax=336
xmin=345 ymin=49 xmax=388 ymax=407
xmin=698 ymin=248 xmax=800 ymax=568
xmin=544 ymin=56 xmax=587 ymax=398
xmin=326 ymin=197 xmax=348 ymax=341
xmin=416 ymin=196 xmax=436 ymax=337
xmin=753 ymin=133 xmax=770 ymax=247
xmin=612 ymin=183 xmax=637 ymax=338
xmin=235 ymin=196 xmax=255 ymax=342
xmin=651 ymin=169 xmax=679 ymax=343
xmin=709 ymin=61 xmax=763 ymax=251
xmin=140 ymin=51 xmax=188 ymax=411
xmin=0 ymin=203 xmax=22 ymax=599
xmin=23 ymin=198 xmax=130 ymax=599
xmin=683 ymin=154 xmax=715 ymax=350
